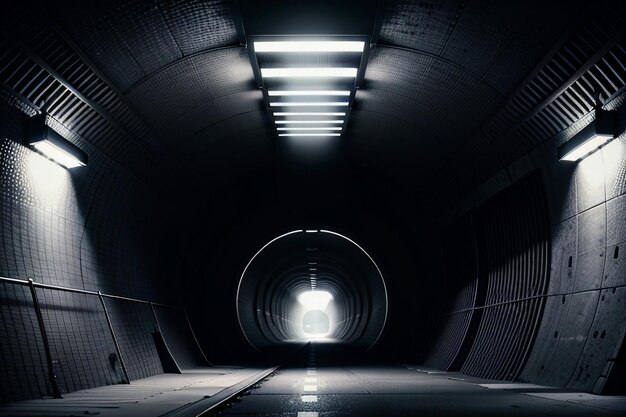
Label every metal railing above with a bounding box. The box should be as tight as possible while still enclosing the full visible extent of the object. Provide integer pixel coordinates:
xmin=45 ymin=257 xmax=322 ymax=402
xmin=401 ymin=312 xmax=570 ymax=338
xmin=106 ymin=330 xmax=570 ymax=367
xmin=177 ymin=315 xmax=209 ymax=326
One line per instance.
xmin=0 ymin=275 xmax=188 ymax=398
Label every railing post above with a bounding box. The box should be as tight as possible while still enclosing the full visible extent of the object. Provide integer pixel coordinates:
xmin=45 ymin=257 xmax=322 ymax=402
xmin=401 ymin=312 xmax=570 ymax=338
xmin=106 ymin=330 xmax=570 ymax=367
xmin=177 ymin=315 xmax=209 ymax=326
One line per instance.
xmin=98 ymin=291 xmax=130 ymax=384
xmin=27 ymin=278 xmax=62 ymax=398
xmin=184 ymin=308 xmax=212 ymax=366
xmin=150 ymin=302 xmax=182 ymax=373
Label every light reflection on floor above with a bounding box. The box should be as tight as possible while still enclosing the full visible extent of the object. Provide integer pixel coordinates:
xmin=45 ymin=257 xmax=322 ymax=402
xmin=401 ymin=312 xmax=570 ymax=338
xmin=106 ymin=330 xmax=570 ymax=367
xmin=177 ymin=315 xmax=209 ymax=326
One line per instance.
xmin=219 ymin=344 xmax=626 ymax=417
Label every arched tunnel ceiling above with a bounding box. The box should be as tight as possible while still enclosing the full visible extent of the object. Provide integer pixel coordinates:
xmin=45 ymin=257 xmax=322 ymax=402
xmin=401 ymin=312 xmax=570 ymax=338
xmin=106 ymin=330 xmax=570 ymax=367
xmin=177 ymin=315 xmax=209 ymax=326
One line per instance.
xmin=3 ymin=0 xmax=625 ymax=198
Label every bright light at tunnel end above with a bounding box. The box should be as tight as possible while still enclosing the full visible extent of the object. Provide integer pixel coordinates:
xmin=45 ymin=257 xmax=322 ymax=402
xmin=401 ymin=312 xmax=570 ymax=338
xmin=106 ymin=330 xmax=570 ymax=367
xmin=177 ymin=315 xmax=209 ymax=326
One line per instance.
xmin=297 ymin=290 xmax=333 ymax=310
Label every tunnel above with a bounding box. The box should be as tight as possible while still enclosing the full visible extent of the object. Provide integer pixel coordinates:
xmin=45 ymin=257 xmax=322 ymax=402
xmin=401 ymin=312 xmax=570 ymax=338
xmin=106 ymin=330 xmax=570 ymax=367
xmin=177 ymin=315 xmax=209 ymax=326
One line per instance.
xmin=237 ymin=229 xmax=387 ymax=349
xmin=1 ymin=1 xmax=626 ymax=416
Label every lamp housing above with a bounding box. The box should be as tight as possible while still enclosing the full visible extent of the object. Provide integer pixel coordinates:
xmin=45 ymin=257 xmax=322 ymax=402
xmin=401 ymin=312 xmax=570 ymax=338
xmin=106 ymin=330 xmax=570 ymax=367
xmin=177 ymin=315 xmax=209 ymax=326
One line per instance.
xmin=28 ymin=114 xmax=88 ymax=168
xmin=558 ymin=108 xmax=616 ymax=161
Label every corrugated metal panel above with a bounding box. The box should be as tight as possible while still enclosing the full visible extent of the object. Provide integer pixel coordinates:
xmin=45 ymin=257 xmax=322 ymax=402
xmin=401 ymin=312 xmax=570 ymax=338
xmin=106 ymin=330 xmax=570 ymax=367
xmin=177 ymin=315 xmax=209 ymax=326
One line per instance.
xmin=422 ymin=214 xmax=479 ymax=371
xmin=460 ymin=173 xmax=550 ymax=380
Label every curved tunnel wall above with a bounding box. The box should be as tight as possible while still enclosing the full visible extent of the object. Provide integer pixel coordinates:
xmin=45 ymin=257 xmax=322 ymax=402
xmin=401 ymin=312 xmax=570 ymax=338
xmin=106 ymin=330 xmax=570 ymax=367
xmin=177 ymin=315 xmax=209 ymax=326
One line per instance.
xmin=424 ymin=173 xmax=550 ymax=380
xmin=426 ymin=98 xmax=626 ymax=393
xmin=237 ymin=230 xmax=388 ymax=351
xmin=0 ymin=100 xmax=176 ymax=403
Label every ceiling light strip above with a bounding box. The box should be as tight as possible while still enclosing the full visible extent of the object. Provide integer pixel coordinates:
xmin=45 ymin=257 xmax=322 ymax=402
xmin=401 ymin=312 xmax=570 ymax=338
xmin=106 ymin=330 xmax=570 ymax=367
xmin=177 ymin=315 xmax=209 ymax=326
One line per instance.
xmin=268 ymin=90 xmax=350 ymax=96
xmin=279 ymin=133 xmax=341 ymax=137
xmin=269 ymin=102 xmax=349 ymax=107
xmin=261 ymin=68 xmax=357 ymax=78
xmin=275 ymin=120 xmax=344 ymax=124
xmin=254 ymin=41 xmax=364 ymax=53
xmin=277 ymin=127 xmax=342 ymax=131
xmin=274 ymin=112 xmax=346 ymax=116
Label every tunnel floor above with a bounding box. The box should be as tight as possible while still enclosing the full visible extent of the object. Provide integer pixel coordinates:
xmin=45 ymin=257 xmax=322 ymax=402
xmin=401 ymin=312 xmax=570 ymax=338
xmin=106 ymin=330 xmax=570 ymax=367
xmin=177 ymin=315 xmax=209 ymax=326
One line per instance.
xmin=2 ymin=345 xmax=626 ymax=416
xmin=221 ymin=345 xmax=626 ymax=417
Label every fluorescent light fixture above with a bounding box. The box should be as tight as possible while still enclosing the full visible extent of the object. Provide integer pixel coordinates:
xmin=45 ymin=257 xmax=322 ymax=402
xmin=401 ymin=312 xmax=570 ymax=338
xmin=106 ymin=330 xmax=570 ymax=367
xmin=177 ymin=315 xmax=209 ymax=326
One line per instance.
xmin=254 ymin=41 xmax=364 ymax=53
xmin=560 ymin=135 xmax=612 ymax=161
xmin=277 ymin=127 xmax=342 ymax=131
xmin=301 ymin=395 xmax=318 ymax=402
xmin=28 ymin=115 xmax=87 ymax=169
xmin=269 ymin=90 xmax=350 ymax=96
xmin=298 ymin=291 xmax=333 ymax=310
xmin=261 ymin=68 xmax=357 ymax=78
xmin=270 ymin=102 xmax=349 ymax=107
xmin=305 ymin=229 xmax=318 ymax=233
xmin=558 ymin=109 xmax=617 ymax=161
xmin=274 ymin=112 xmax=346 ymax=116
xmin=32 ymin=141 xmax=85 ymax=169
xmin=275 ymin=120 xmax=344 ymax=124
xmin=279 ymin=133 xmax=341 ymax=137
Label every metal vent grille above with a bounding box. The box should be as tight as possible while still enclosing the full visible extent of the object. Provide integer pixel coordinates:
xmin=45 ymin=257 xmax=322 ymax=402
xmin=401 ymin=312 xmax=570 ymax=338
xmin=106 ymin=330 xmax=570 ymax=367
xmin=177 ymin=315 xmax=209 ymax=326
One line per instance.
xmin=0 ymin=8 xmax=172 ymax=179
xmin=460 ymin=174 xmax=550 ymax=380
xmin=446 ymin=3 xmax=626 ymax=196
xmin=422 ymin=214 xmax=478 ymax=371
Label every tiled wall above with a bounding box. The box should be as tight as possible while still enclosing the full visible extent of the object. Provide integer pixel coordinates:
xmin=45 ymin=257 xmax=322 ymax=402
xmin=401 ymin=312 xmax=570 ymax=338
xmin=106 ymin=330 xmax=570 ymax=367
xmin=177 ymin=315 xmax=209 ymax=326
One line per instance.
xmin=0 ymin=100 xmax=169 ymax=402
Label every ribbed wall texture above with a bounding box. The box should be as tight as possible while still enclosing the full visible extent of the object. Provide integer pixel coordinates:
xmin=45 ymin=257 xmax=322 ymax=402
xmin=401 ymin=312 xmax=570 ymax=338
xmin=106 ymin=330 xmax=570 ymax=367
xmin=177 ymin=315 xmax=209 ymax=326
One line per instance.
xmin=460 ymin=174 xmax=550 ymax=380
xmin=422 ymin=214 xmax=478 ymax=370
xmin=425 ymin=173 xmax=550 ymax=380
xmin=0 ymin=93 xmax=168 ymax=402
xmin=440 ymin=91 xmax=626 ymax=392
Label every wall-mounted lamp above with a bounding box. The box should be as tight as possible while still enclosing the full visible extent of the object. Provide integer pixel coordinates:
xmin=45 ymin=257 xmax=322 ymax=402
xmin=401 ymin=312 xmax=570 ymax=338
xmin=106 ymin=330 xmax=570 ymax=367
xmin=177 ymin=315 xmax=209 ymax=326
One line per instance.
xmin=28 ymin=114 xmax=87 ymax=168
xmin=558 ymin=108 xmax=617 ymax=162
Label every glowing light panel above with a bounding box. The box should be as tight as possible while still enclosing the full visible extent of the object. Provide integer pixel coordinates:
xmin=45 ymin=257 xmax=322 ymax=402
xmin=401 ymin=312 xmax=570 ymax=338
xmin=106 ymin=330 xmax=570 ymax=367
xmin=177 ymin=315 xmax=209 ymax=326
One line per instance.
xmin=269 ymin=102 xmax=349 ymax=107
xmin=560 ymin=134 xmax=612 ymax=161
xmin=261 ymin=68 xmax=357 ymax=78
xmin=274 ymin=112 xmax=346 ymax=116
xmin=268 ymin=91 xmax=350 ymax=96
xmin=277 ymin=127 xmax=341 ymax=131
xmin=279 ymin=133 xmax=341 ymax=137
xmin=254 ymin=41 xmax=364 ymax=53
xmin=33 ymin=141 xmax=85 ymax=169
xmin=275 ymin=120 xmax=343 ymax=124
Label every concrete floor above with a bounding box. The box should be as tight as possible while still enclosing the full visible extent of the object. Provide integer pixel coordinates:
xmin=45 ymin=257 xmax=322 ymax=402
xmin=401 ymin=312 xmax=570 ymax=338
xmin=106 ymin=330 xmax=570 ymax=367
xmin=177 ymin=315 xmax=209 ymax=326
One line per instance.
xmin=0 ymin=367 xmax=268 ymax=417
xmin=221 ymin=345 xmax=626 ymax=417
xmin=2 ymin=345 xmax=625 ymax=416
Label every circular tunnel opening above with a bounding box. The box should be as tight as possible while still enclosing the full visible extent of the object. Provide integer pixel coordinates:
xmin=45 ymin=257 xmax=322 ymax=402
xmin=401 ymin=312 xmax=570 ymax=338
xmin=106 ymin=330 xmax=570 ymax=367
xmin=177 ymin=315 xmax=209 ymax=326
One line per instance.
xmin=237 ymin=230 xmax=388 ymax=350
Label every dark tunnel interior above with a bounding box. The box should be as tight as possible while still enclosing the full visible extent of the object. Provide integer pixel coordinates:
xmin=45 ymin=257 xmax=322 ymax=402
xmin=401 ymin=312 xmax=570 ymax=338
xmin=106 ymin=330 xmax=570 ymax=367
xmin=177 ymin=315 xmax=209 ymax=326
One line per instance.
xmin=1 ymin=1 xmax=626 ymax=416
